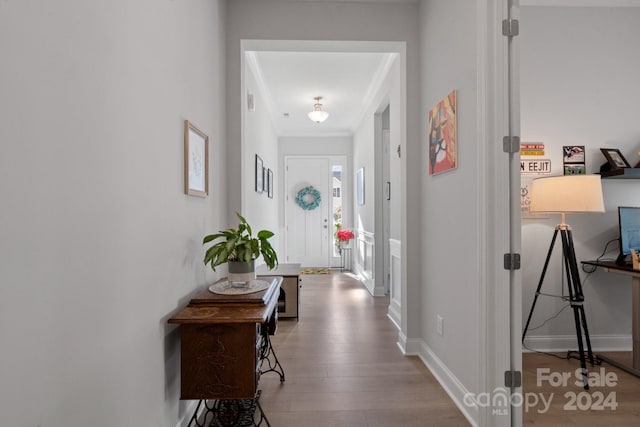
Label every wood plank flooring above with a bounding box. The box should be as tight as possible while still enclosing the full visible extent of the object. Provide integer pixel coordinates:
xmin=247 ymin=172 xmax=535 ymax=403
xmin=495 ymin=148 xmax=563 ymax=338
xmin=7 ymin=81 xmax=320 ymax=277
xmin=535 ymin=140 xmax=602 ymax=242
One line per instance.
xmin=259 ymin=271 xmax=469 ymax=426
xmin=523 ymin=351 xmax=640 ymax=426
xmin=259 ymin=271 xmax=640 ymax=425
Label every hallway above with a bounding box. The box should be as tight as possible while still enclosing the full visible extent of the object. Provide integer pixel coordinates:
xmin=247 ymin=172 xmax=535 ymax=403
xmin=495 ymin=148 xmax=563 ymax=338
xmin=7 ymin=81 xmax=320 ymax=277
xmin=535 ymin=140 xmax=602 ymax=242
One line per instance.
xmin=259 ymin=272 xmax=469 ymax=426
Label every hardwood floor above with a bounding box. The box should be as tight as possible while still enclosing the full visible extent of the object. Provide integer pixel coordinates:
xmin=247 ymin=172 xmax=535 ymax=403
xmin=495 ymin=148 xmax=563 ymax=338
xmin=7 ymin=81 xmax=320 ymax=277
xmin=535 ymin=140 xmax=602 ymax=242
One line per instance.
xmin=523 ymin=352 xmax=640 ymax=426
xmin=259 ymin=271 xmax=469 ymax=426
xmin=259 ymin=271 xmax=640 ymax=425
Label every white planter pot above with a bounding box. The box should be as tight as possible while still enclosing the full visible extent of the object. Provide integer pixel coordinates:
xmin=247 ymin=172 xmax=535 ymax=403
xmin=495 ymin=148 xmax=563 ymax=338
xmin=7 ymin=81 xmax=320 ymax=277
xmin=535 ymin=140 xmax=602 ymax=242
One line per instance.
xmin=228 ymin=260 xmax=256 ymax=284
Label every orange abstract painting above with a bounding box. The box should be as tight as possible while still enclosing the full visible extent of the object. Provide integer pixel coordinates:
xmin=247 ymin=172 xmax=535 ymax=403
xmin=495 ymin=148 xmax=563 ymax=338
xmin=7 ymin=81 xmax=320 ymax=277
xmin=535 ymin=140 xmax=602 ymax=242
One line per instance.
xmin=428 ymin=90 xmax=457 ymax=175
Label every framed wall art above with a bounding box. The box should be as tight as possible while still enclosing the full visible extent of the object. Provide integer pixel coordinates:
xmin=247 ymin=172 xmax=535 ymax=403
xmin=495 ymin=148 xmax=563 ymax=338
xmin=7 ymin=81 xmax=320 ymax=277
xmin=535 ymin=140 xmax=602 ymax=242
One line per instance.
xmin=356 ymin=167 xmax=365 ymax=205
xmin=428 ymin=90 xmax=457 ymax=175
xmin=184 ymin=120 xmax=209 ymax=197
xmin=267 ymin=169 xmax=273 ymax=198
xmin=255 ymin=154 xmax=264 ymax=193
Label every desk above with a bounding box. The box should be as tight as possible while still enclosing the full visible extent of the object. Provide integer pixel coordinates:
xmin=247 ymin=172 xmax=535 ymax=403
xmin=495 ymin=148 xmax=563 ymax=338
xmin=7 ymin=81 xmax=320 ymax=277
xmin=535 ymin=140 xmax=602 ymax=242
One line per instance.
xmin=168 ymin=276 xmax=284 ymax=425
xmin=582 ymin=260 xmax=640 ymax=377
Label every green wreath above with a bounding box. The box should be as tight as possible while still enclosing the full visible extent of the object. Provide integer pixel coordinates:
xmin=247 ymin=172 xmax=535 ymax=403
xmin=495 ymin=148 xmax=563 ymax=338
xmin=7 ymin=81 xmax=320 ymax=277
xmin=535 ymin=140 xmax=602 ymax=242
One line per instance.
xmin=295 ymin=186 xmax=322 ymax=211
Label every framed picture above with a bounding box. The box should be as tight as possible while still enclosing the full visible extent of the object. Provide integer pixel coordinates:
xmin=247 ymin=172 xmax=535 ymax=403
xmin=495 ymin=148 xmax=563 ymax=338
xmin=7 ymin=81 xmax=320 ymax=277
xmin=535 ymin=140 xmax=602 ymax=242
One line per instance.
xmin=600 ymin=148 xmax=631 ymax=169
xmin=267 ymin=169 xmax=273 ymax=198
xmin=356 ymin=167 xmax=365 ymax=205
xmin=428 ymin=90 xmax=457 ymax=175
xmin=184 ymin=120 xmax=209 ymax=197
xmin=255 ymin=154 xmax=263 ymax=193
xmin=563 ymin=146 xmax=585 ymax=163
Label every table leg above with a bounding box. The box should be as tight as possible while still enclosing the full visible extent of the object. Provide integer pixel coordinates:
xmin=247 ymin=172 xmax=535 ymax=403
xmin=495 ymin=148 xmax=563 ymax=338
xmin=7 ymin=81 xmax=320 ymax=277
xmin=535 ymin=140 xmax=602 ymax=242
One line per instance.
xmin=633 ymin=276 xmax=640 ymax=370
xmin=597 ymin=275 xmax=640 ymax=378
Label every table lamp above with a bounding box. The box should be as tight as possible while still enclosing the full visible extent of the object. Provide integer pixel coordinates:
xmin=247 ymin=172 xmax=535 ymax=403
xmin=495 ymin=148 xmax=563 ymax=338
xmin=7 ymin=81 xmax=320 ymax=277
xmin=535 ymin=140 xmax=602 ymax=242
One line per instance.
xmin=523 ymin=175 xmax=605 ymax=390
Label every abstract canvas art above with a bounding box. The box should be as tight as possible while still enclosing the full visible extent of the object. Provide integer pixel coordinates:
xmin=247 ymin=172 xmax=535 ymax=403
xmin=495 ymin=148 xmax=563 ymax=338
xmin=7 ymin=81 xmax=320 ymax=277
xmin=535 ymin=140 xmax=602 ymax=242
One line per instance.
xmin=428 ymin=90 xmax=457 ymax=175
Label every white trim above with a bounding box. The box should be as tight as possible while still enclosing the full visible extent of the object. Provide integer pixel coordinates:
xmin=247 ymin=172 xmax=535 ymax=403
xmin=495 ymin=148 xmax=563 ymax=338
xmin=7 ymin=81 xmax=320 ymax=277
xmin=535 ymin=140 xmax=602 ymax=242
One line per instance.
xmin=410 ymin=340 xmax=479 ymax=427
xmin=353 ymin=53 xmax=397 ymax=134
xmin=354 ymin=230 xmax=378 ymax=295
xmin=523 ymin=334 xmax=632 ymax=352
xmin=176 ymin=400 xmax=202 ymax=427
xmin=521 ymin=0 xmax=640 ymax=6
xmin=388 ymin=238 xmax=402 ymax=327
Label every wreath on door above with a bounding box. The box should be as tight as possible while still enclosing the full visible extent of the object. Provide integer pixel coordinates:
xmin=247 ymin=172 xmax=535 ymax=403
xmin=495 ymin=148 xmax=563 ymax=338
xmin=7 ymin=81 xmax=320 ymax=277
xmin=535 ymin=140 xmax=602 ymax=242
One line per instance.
xmin=295 ymin=186 xmax=322 ymax=211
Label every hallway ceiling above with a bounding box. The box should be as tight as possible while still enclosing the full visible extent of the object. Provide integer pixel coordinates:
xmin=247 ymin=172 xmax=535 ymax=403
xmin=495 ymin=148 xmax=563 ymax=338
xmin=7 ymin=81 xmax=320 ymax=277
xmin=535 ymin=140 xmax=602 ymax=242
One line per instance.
xmin=247 ymin=50 xmax=394 ymax=137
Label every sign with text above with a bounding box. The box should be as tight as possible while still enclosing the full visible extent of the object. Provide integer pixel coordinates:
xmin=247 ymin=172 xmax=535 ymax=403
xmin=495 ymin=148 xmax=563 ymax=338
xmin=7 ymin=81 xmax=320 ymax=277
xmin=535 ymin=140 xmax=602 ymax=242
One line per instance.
xmin=521 ymin=159 xmax=551 ymax=175
xmin=521 ymin=143 xmax=545 ymax=156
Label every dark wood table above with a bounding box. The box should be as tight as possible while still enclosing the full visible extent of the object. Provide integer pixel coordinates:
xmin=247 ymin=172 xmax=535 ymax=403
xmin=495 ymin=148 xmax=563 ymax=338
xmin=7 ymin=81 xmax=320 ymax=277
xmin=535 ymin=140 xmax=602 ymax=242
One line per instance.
xmin=168 ymin=276 xmax=284 ymax=426
xmin=582 ymin=260 xmax=640 ymax=377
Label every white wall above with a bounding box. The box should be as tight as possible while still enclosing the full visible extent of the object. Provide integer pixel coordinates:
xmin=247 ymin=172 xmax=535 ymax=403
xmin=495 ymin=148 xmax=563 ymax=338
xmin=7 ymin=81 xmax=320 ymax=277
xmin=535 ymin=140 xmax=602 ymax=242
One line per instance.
xmin=0 ymin=1 xmax=226 ymax=426
xmin=243 ymin=63 xmax=280 ymax=259
xmin=418 ymin=4 xmax=514 ymax=425
xmin=419 ymin=1 xmax=497 ymax=423
xmin=521 ymin=6 xmax=640 ymax=350
xmin=354 ymin=113 xmax=377 ymax=233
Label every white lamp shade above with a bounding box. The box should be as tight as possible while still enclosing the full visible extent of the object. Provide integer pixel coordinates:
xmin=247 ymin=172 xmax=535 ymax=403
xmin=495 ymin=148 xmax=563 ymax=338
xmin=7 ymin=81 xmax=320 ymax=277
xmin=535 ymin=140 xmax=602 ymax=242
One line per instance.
xmin=529 ymin=175 xmax=605 ymax=213
xmin=308 ymin=110 xmax=329 ymax=123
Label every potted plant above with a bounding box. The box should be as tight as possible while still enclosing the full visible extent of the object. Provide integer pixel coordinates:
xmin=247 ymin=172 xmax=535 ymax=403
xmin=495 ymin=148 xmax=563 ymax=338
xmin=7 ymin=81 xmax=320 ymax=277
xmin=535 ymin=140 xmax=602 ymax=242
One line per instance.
xmin=336 ymin=228 xmax=355 ymax=250
xmin=203 ymin=212 xmax=278 ymax=283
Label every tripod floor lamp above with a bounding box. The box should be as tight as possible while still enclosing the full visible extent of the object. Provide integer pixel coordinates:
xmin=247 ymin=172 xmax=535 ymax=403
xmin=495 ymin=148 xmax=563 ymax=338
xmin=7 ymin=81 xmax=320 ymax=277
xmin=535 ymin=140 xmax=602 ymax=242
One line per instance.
xmin=522 ymin=175 xmax=605 ymax=390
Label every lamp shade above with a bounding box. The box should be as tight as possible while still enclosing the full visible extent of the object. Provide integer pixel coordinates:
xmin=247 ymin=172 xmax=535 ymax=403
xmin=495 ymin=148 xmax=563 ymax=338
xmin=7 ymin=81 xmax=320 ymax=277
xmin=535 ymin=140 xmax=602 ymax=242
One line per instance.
xmin=529 ymin=175 xmax=605 ymax=213
xmin=308 ymin=96 xmax=329 ymax=123
xmin=308 ymin=110 xmax=329 ymax=123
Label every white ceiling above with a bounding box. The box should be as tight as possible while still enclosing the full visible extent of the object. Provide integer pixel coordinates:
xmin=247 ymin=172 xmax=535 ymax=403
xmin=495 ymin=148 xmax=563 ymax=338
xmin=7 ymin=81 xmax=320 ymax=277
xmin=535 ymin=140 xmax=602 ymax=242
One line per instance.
xmin=247 ymin=50 xmax=394 ymax=137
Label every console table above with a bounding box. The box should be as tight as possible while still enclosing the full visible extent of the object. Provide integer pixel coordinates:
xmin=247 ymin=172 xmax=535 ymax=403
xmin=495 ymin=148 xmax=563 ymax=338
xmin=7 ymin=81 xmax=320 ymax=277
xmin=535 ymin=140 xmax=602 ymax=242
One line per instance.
xmin=257 ymin=263 xmax=300 ymax=319
xmin=582 ymin=260 xmax=640 ymax=377
xmin=168 ymin=276 xmax=285 ymax=426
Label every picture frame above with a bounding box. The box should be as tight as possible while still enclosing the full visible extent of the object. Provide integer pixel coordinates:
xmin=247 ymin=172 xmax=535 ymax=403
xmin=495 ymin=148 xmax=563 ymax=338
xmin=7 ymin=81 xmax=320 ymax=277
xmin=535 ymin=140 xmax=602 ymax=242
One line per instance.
xmin=428 ymin=90 xmax=457 ymax=175
xmin=267 ymin=169 xmax=273 ymax=198
xmin=356 ymin=167 xmax=365 ymax=205
xmin=255 ymin=154 xmax=263 ymax=193
xmin=184 ymin=120 xmax=209 ymax=197
xmin=600 ymin=148 xmax=631 ymax=169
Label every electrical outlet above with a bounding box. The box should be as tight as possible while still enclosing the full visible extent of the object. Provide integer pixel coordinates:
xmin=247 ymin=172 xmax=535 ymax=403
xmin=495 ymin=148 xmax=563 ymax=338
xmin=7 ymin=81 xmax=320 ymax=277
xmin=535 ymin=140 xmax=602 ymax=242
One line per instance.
xmin=437 ymin=315 xmax=444 ymax=336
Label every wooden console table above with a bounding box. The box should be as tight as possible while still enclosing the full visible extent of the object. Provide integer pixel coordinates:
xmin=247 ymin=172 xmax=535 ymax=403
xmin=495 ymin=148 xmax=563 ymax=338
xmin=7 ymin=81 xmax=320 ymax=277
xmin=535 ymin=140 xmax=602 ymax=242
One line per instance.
xmin=582 ymin=260 xmax=640 ymax=377
xmin=168 ymin=276 xmax=284 ymax=426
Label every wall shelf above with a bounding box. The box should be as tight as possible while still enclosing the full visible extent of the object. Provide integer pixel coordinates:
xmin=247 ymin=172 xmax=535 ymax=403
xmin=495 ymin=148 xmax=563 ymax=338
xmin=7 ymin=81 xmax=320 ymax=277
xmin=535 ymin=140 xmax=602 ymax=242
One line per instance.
xmin=601 ymin=168 xmax=640 ymax=179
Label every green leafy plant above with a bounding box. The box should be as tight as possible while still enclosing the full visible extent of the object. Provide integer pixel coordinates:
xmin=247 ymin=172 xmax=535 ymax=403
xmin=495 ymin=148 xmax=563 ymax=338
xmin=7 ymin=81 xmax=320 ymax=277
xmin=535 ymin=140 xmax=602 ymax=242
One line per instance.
xmin=203 ymin=212 xmax=278 ymax=271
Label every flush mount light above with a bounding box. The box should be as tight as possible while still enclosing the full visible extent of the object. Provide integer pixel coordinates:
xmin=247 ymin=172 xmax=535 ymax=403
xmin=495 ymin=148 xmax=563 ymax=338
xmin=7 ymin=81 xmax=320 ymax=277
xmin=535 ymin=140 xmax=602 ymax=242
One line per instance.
xmin=307 ymin=96 xmax=329 ymax=123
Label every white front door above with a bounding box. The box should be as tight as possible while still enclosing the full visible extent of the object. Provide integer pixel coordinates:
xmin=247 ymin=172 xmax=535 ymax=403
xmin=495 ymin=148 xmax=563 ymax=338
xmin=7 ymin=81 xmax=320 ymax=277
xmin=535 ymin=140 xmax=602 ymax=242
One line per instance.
xmin=285 ymin=157 xmax=330 ymax=267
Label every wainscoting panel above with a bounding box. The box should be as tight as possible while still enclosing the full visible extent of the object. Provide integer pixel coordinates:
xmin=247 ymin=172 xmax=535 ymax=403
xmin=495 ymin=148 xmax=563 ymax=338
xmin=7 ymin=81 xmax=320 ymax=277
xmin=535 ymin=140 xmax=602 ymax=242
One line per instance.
xmin=355 ymin=230 xmax=375 ymax=295
xmin=388 ymin=238 xmax=402 ymax=329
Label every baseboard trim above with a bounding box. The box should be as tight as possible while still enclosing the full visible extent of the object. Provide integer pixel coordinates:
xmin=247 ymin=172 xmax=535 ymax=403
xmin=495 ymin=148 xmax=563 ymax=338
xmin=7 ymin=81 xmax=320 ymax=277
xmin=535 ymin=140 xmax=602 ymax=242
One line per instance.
xmin=176 ymin=400 xmax=201 ymax=427
xmin=409 ymin=340 xmax=479 ymax=427
xmin=523 ymin=334 xmax=632 ymax=353
xmin=387 ymin=300 xmax=401 ymax=329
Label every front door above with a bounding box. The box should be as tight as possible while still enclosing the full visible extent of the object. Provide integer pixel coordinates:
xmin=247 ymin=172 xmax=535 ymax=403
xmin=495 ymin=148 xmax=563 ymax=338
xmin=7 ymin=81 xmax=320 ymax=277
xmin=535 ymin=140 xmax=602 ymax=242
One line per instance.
xmin=285 ymin=157 xmax=330 ymax=267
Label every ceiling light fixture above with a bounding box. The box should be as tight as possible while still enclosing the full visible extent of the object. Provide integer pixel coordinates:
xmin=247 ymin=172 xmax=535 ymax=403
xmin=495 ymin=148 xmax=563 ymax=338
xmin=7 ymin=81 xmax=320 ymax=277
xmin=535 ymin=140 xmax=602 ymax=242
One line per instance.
xmin=307 ymin=96 xmax=329 ymax=123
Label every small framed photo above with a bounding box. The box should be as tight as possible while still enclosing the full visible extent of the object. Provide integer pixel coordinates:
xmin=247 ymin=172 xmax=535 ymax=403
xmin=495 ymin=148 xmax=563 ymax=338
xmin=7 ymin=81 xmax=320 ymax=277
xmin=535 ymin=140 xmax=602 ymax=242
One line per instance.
xmin=184 ymin=120 xmax=209 ymax=197
xmin=564 ymin=164 xmax=585 ymax=175
xmin=267 ymin=169 xmax=273 ymax=198
xmin=356 ymin=167 xmax=365 ymax=205
xmin=563 ymin=146 xmax=585 ymax=163
xmin=255 ymin=154 xmax=263 ymax=193
xmin=600 ymin=148 xmax=631 ymax=169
